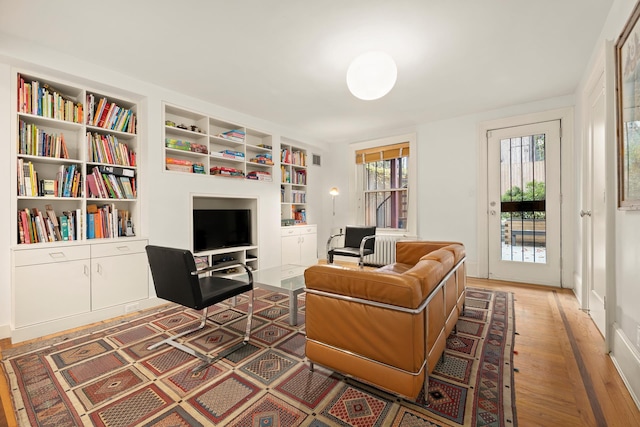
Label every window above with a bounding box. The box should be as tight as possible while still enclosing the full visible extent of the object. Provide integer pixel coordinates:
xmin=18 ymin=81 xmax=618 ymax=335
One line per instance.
xmin=355 ymin=142 xmax=410 ymax=230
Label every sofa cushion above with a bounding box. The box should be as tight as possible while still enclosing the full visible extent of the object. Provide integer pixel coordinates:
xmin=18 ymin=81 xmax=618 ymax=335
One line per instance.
xmin=420 ymin=248 xmax=454 ymax=272
xmin=305 ymin=264 xmax=427 ymax=309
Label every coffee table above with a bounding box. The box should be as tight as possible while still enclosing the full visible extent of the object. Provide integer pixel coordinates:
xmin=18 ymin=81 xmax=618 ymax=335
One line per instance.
xmin=252 ymin=264 xmax=307 ymax=325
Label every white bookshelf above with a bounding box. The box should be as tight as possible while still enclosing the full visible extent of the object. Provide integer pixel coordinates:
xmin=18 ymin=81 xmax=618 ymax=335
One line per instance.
xmin=280 ymin=138 xmax=308 ymax=225
xmin=10 ymin=70 xmax=150 ymax=343
xmin=163 ymin=103 xmax=274 ymax=181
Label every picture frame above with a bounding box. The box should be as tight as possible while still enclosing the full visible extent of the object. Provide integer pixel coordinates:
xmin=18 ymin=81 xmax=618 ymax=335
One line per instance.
xmin=616 ymin=1 xmax=640 ymax=209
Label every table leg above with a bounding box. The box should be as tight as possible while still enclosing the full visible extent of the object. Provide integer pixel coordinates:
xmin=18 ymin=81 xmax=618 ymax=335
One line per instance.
xmin=289 ymin=291 xmax=298 ymax=326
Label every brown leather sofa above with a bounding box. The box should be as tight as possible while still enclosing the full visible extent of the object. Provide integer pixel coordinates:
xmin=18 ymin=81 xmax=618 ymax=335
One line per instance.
xmin=304 ymin=240 xmax=466 ymax=400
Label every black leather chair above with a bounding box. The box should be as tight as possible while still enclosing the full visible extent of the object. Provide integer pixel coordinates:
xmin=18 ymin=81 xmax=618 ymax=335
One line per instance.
xmin=326 ymin=226 xmax=376 ymax=267
xmin=145 ymin=245 xmax=254 ymax=371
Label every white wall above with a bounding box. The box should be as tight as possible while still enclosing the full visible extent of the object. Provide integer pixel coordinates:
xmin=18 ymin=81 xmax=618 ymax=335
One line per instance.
xmin=0 ymin=34 xmax=327 ymax=335
xmin=325 ymin=95 xmax=575 ymax=278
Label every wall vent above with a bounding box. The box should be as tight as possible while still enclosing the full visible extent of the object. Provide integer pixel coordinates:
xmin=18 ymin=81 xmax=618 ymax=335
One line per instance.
xmin=312 ymin=154 xmax=321 ymax=166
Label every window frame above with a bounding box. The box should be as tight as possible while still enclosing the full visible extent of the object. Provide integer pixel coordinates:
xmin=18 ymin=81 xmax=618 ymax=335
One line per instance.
xmin=349 ymin=133 xmax=417 ymax=235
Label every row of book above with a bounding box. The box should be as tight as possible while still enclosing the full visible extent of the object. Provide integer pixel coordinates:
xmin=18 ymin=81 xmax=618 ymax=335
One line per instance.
xmin=281 ymin=149 xmax=306 ymax=166
xmin=86 ymin=166 xmax=136 ymax=199
xmin=87 ymin=203 xmax=133 ymax=239
xmin=17 ymin=74 xmax=83 ymax=123
xmin=18 ymin=119 xmax=70 ymax=158
xmin=86 ymin=93 xmax=137 ymax=134
xmin=290 ymin=189 xmax=307 ymax=203
xmin=88 ymin=132 xmax=136 ymax=166
xmin=17 ymin=204 xmax=135 ymax=244
xmin=17 ymin=160 xmax=81 ymax=198
xmin=18 ymin=205 xmax=82 ymax=244
xmin=280 ymin=166 xmax=307 ymax=185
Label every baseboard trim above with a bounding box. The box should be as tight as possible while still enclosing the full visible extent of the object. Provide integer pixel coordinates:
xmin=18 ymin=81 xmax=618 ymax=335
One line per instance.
xmin=610 ymin=324 xmax=640 ymax=411
xmin=9 ymin=297 xmax=164 ymax=344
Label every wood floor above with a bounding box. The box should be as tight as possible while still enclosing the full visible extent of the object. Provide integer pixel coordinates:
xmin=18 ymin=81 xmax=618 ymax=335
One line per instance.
xmin=0 ymin=278 xmax=639 ymax=426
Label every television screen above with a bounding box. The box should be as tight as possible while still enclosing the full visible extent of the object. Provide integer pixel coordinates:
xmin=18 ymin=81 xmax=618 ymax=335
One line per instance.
xmin=193 ymin=209 xmax=251 ymax=252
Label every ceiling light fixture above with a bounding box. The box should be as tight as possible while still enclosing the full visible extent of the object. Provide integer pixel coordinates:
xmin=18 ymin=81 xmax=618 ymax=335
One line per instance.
xmin=346 ymin=51 xmax=397 ymax=100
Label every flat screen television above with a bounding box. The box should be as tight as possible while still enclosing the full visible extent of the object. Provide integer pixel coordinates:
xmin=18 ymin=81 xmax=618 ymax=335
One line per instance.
xmin=193 ymin=209 xmax=251 ymax=252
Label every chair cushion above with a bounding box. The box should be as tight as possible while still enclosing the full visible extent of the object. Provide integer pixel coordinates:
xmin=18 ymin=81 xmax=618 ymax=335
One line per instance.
xmin=329 ymin=247 xmax=374 ymax=258
xmin=199 ymin=276 xmax=253 ymax=308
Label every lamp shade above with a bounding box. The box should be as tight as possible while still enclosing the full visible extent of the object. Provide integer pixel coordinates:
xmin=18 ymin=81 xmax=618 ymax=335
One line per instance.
xmin=329 ymin=187 xmax=339 ymax=196
xmin=346 ymin=51 xmax=397 ymax=100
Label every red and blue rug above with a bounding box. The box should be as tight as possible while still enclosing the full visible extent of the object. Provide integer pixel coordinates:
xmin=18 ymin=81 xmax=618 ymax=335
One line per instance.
xmin=1 ymin=287 xmax=516 ymax=426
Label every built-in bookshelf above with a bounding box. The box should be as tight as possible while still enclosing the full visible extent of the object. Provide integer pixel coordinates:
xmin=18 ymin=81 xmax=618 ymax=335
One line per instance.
xmin=163 ymin=103 xmax=274 ymax=181
xmin=10 ymin=70 xmax=150 ymax=343
xmin=280 ymin=139 xmax=308 ymax=225
xmin=14 ymin=72 xmax=140 ymax=245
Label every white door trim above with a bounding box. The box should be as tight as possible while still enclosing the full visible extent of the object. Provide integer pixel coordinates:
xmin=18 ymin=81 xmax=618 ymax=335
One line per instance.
xmin=477 ymin=108 xmax=574 ymax=286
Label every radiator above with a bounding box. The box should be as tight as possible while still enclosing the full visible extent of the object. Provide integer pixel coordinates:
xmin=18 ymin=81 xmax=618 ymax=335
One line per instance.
xmin=364 ymin=235 xmax=416 ymax=266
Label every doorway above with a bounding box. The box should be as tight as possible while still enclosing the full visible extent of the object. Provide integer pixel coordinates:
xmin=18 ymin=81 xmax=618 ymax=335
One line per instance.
xmin=486 ymin=121 xmax=562 ymax=285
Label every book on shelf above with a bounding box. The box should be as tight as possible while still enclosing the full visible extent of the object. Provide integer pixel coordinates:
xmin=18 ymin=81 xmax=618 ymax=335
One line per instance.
xmin=45 ymin=204 xmax=62 ymax=241
xmin=87 ymin=94 xmax=137 ymax=133
xmin=18 ymin=119 xmax=69 ymax=158
xmin=88 ymin=132 xmax=136 ymax=166
xmin=246 ymin=170 xmax=272 ymax=181
xmin=18 ymin=74 xmax=83 ymax=123
xmin=218 ymin=129 xmax=245 ymax=142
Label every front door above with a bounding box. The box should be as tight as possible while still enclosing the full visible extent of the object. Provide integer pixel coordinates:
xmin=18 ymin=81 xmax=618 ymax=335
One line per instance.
xmin=487 ymin=121 xmax=562 ymax=286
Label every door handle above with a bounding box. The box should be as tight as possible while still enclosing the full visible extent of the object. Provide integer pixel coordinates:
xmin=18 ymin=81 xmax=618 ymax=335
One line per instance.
xmin=490 ymin=210 xmax=497 ymax=216
xmin=580 ymin=210 xmax=592 ymax=217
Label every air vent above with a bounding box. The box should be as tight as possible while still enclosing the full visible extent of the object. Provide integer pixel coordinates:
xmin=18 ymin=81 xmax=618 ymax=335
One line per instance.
xmin=312 ymin=154 xmax=321 ymax=166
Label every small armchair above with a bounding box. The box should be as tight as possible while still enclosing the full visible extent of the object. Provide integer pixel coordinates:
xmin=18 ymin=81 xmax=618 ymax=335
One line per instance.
xmin=145 ymin=245 xmax=254 ymax=371
xmin=326 ymin=225 xmax=376 ymax=267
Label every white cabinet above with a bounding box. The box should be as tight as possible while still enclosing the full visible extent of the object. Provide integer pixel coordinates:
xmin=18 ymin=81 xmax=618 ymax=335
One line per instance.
xmin=13 ymin=245 xmax=91 ymax=327
xmin=281 ymin=225 xmax=317 ymax=266
xmin=91 ymin=240 xmax=148 ymax=310
xmin=11 ymin=238 xmax=149 ymax=341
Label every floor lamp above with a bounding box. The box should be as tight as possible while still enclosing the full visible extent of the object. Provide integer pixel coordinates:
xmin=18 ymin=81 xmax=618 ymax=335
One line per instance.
xmin=329 ymin=187 xmax=339 ymax=216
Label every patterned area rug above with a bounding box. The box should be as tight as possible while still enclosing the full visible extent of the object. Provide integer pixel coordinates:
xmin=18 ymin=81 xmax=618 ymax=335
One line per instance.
xmin=1 ymin=287 xmax=516 ymax=426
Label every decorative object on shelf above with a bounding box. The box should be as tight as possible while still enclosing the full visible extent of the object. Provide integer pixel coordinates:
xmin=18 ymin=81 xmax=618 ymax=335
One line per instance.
xmin=615 ymin=0 xmax=640 ymax=209
xmin=346 ymin=51 xmax=397 ymax=100
xmin=330 ymin=187 xmax=339 ymax=216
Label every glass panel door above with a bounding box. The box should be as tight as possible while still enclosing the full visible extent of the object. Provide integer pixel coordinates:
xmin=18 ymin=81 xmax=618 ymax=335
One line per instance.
xmin=487 ymin=120 xmax=561 ymax=286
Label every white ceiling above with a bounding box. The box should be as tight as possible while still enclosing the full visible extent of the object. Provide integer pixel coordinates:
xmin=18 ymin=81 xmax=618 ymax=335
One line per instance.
xmin=0 ymin=0 xmax=613 ymax=144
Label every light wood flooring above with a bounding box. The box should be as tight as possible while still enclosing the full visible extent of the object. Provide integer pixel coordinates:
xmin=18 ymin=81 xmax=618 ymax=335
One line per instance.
xmin=0 ymin=277 xmax=639 ymax=426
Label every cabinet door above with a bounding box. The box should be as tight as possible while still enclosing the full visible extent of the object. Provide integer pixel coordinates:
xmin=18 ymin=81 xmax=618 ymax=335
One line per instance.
xmin=14 ymin=260 xmax=91 ymax=327
xmin=92 ymin=252 xmax=148 ymax=310
xmin=281 ymin=234 xmax=301 ymax=265
xmin=299 ymin=232 xmax=318 ymax=266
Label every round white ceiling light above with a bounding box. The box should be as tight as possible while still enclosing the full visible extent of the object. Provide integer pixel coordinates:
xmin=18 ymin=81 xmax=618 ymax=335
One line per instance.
xmin=346 ymin=51 xmax=397 ymax=101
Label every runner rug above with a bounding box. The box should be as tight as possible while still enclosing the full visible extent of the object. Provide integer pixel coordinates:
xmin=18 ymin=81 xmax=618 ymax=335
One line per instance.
xmin=1 ymin=287 xmax=517 ymax=426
